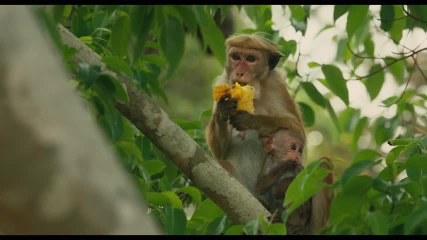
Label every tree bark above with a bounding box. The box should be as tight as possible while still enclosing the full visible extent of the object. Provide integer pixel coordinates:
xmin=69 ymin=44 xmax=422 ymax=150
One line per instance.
xmin=57 ymin=14 xmax=270 ymax=224
xmin=0 ymin=5 xmax=161 ymax=234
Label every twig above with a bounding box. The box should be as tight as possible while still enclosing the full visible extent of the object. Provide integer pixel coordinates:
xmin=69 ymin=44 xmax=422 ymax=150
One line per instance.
xmin=402 ymin=5 xmax=427 ymax=24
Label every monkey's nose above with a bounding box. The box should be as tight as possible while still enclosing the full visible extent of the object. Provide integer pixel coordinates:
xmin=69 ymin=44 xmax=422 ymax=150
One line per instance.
xmin=236 ymin=72 xmax=244 ymax=77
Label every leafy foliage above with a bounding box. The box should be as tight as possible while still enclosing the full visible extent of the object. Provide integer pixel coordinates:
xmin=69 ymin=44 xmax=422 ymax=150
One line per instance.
xmin=37 ymin=4 xmax=427 ymax=235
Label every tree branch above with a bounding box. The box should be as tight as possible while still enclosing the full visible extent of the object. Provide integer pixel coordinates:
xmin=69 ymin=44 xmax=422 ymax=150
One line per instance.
xmin=57 ymin=25 xmax=270 ymax=224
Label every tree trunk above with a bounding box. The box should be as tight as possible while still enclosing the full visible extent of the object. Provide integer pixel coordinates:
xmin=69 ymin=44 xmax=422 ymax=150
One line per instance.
xmin=0 ymin=5 xmax=161 ymax=234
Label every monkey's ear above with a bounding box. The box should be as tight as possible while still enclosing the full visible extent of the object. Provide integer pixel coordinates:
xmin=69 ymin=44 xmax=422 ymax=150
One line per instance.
xmin=268 ymin=53 xmax=283 ymax=70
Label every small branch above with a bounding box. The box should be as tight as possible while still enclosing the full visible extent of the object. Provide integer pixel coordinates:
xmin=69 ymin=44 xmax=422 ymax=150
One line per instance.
xmin=346 ymin=42 xmax=427 ymax=80
xmin=412 ymin=55 xmax=427 ymax=82
xmin=402 ymin=5 xmax=427 ymax=24
xmin=380 ymin=56 xmax=416 ymax=107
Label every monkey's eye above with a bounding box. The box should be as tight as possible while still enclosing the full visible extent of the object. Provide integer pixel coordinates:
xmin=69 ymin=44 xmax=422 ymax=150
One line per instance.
xmin=299 ymin=148 xmax=303 ymax=154
xmin=231 ymin=53 xmax=240 ymax=61
xmin=291 ymin=144 xmax=297 ymax=151
xmin=246 ymin=55 xmax=256 ymax=63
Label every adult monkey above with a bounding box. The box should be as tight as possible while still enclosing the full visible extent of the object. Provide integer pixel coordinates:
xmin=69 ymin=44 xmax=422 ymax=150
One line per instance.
xmin=205 ymin=34 xmax=332 ymax=234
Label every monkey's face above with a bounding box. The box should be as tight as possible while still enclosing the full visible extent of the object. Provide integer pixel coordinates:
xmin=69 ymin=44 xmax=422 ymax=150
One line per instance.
xmin=272 ymin=130 xmax=304 ymax=165
xmin=226 ymin=47 xmax=269 ymax=86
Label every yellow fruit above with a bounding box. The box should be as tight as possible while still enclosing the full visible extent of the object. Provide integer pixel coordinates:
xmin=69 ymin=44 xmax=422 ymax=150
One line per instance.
xmin=236 ymin=84 xmax=255 ymax=113
xmin=213 ymin=84 xmax=231 ymax=101
xmin=213 ymin=82 xmax=255 ymax=113
xmin=230 ymin=82 xmax=242 ymax=99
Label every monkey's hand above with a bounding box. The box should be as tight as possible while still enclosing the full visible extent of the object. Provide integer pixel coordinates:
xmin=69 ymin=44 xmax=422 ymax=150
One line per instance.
xmin=229 ymin=110 xmax=255 ymax=131
xmin=279 ymin=160 xmax=303 ymax=173
xmin=216 ymin=93 xmax=237 ymax=122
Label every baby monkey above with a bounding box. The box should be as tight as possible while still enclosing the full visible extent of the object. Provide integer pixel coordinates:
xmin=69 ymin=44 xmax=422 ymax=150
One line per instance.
xmin=256 ymin=129 xmax=312 ymax=234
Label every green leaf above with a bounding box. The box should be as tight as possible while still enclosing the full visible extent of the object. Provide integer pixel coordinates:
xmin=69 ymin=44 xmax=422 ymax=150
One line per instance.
xmin=206 ymin=216 xmax=227 ymax=235
xmin=341 ymin=159 xmax=380 ymax=184
xmin=159 ymin=16 xmax=185 ymax=78
xmin=102 ymin=56 xmax=133 ymax=77
xmin=164 ymin=207 xmax=187 ymax=235
xmin=325 ymin=101 xmax=341 ymax=133
xmin=406 ymin=154 xmax=427 ymax=169
xmin=129 ymin=6 xmax=154 ymax=63
xmin=289 ymin=5 xmax=306 ymax=21
xmin=175 ymin=120 xmax=202 ymax=130
xmin=321 ymin=64 xmax=349 ymax=105
xmin=284 ymin=159 xmax=330 ymax=213
xmin=143 ymin=54 xmax=166 ymax=68
xmin=191 ymin=199 xmax=225 ymax=221
xmin=339 ymin=108 xmax=360 ymax=132
xmin=329 ymin=191 xmax=366 ymax=225
xmin=353 ymin=149 xmax=380 ymax=163
xmin=342 ymin=175 xmax=373 ymax=195
xmin=110 ymin=10 xmax=131 ymax=57
xmin=162 ymin=191 xmax=183 ymax=209
xmin=175 ymin=5 xmax=197 ymax=35
xmin=142 ymin=160 xmax=166 ymax=177
xmin=97 ymin=74 xmax=129 ymax=104
xmin=334 ymin=5 xmax=351 ymax=22
xmin=366 ymin=211 xmax=389 ymax=234
xmin=193 ymin=6 xmax=226 ymax=66
xmin=79 ymin=36 xmax=93 ymax=45
xmin=289 ymin=5 xmax=308 ymax=34
xmin=307 ymin=61 xmax=321 ymax=68
xmin=385 ymin=57 xmax=405 ymax=84
xmin=115 ymin=140 xmax=142 ymax=160
xmin=380 ymin=5 xmax=395 ymax=32
xmin=176 ymin=186 xmax=202 ymax=204
xmin=336 ymin=38 xmax=352 ymax=61
xmin=385 ymin=146 xmax=405 ymax=166
xmin=364 ymin=64 xmax=385 ymax=100
xmin=224 ymin=224 xmax=244 ymax=235
xmin=298 ymin=102 xmax=315 ymax=127
xmin=373 ymin=116 xmax=398 ymax=145
xmin=301 ymin=82 xmax=326 ymax=107
xmin=78 ymin=63 xmax=101 ymax=87
xmin=404 ymin=201 xmax=427 ymax=234
xmin=263 ymin=223 xmax=286 ymax=235
xmin=279 ymin=38 xmax=297 ymax=59
xmin=382 ymin=96 xmax=399 ymax=106
xmin=243 ymin=218 xmax=259 ymax=235
xmin=389 ymin=6 xmax=406 ymax=43
xmin=52 ymin=5 xmax=66 ymax=23
xmin=376 ymin=165 xmax=395 ymax=181
xmin=146 ymin=192 xmax=171 ymax=206
xmin=243 ymin=5 xmax=271 ymax=30
xmin=224 ymin=225 xmax=244 ymax=235
xmin=346 ymin=5 xmax=369 ymax=39
xmin=352 ymin=117 xmax=368 ymax=149
xmin=364 ymin=36 xmax=375 ymax=57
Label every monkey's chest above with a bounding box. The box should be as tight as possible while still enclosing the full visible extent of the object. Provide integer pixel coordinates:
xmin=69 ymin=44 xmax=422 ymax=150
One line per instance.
xmin=227 ymin=130 xmax=267 ymax=194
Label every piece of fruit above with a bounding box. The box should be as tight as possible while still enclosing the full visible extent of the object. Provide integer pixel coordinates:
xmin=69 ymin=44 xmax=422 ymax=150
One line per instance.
xmin=213 ymin=82 xmax=255 ymax=113
xmin=213 ymin=83 xmax=231 ymax=101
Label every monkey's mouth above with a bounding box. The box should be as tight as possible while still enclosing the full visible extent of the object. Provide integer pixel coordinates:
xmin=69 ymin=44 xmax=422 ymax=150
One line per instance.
xmin=232 ymin=81 xmax=248 ymax=87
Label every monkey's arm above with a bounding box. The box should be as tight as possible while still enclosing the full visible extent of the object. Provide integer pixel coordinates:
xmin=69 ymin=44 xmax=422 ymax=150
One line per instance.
xmin=205 ymin=106 xmax=232 ymax=160
xmin=205 ymin=93 xmax=238 ymax=160
xmin=229 ymin=111 xmax=305 ymax=141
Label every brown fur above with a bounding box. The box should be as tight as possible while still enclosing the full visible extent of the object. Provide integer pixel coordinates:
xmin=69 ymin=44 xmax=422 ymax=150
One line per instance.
xmin=205 ymin=34 xmax=331 ymax=234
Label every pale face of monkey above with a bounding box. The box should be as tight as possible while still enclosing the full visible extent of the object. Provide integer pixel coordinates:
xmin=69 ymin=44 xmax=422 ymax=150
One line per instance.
xmin=271 ymin=130 xmax=304 ymax=165
xmin=226 ymin=46 xmax=269 ymax=86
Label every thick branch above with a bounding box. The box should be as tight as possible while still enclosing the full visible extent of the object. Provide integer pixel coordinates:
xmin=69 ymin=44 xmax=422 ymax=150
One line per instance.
xmin=57 ymin=26 xmax=270 ymax=223
xmin=0 ymin=6 xmax=160 ymax=234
